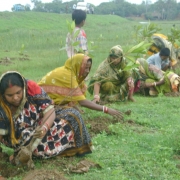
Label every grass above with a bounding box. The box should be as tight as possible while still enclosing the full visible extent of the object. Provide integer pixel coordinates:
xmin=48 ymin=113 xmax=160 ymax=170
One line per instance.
xmin=1 ymin=11 xmax=180 ymax=179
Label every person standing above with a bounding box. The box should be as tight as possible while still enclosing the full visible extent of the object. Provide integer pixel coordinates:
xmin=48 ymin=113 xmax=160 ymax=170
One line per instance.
xmin=66 ymin=9 xmax=88 ymax=58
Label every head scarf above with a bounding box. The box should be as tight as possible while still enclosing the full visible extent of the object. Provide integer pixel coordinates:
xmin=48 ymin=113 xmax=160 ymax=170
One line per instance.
xmin=109 ymin=45 xmax=123 ymax=57
xmin=38 ymin=54 xmax=92 ymax=105
xmin=108 ymin=45 xmax=125 ymax=70
xmin=0 ymin=71 xmax=27 ymax=145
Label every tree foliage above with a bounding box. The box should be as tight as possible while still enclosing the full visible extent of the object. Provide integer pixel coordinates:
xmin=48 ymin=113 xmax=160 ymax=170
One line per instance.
xmin=27 ymin=0 xmax=180 ymax=20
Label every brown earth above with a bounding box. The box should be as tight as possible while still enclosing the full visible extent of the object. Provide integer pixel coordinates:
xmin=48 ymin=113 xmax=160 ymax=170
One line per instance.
xmin=0 ymin=111 xmax=134 ymax=180
xmin=164 ymin=92 xmax=180 ymax=97
xmin=0 ymin=55 xmax=29 ymax=66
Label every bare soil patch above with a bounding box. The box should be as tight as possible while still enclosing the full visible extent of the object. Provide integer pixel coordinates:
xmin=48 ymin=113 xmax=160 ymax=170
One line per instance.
xmin=0 ymin=55 xmax=30 ymax=66
xmin=23 ymin=169 xmax=67 ymax=180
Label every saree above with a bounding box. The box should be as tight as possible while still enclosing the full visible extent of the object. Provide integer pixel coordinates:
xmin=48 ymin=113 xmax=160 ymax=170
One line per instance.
xmin=148 ymin=33 xmax=179 ymax=67
xmin=38 ymin=54 xmax=92 ymax=105
xmin=134 ymin=58 xmax=180 ymax=95
xmin=88 ymin=45 xmax=131 ymax=102
xmin=0 ymin=71 xmax=92 ymax=158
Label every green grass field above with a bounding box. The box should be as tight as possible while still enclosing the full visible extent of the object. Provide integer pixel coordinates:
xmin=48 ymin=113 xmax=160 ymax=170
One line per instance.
xmin=1 ymin=11 xmax=180 ymax=180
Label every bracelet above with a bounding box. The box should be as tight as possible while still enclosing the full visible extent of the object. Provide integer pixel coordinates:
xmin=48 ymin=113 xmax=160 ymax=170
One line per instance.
xmin=45 ymin=122 xmax=50 ymax=130
xmin=102 ymin=106 xmax=105 ymax=113
xmin=104 ymin=106 xmax=108 ymax=113
xmin=154 ymin=82 xmax=156 ymax=87
xmin=43 ymin=105 xmax=54 ymax=115
xmin=42 ymin=125 xmax=48 ymax=132
xmin=102 ymin=106 xmax=108 ymax=113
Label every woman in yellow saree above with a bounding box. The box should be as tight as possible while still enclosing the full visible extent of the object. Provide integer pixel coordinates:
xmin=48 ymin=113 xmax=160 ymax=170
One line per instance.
xmin=38 ymin=54 xmax=124 ymax=119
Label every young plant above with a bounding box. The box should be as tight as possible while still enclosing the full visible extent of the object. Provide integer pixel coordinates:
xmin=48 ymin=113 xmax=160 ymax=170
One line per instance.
xmin=123 ymin=41 xmax=152 ymax=71
xmin=18 ymin=44 xmax=25 ymax=55
xmin=0 ymin=143 xmax=14 ymax=156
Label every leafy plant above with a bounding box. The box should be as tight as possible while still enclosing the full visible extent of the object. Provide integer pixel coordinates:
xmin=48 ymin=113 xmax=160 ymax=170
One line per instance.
xmin=122 ymin=41 xmax=152 ymax=71
xmin=167 ymin=26 xmax=180 ymax=45
xmin=0 ymin=143 xmax=14 ymax=156
xmin=133 ymin=22 xmax=161 ymax=43
xmin=18 ymin=44 xmax=25 ymax=55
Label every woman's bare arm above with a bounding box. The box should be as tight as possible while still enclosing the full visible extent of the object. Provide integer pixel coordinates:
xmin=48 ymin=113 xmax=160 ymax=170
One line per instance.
xmin=79 ymin=99 xmax=124 ymax=119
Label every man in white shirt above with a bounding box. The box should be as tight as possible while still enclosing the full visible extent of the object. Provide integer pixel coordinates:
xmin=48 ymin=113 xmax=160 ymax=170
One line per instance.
xmin=147 ymin=47 xmax=171 ymax=71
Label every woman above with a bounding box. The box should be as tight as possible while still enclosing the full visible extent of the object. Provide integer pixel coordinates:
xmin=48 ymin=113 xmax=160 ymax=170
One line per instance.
xmin=88 ymin=45 xmax=135 ymax=103
xmin=147 ymin=33 xmax=180 ymax=74
xmin=0 ymin=71 xmax=92 ymax=160
xmin=134 ymin=58 xmax=180 ymax=96
xmin=147 ymin=33 xmax=178 ymax=65
xmin=38 ymin=54 xmax=123 ymax=118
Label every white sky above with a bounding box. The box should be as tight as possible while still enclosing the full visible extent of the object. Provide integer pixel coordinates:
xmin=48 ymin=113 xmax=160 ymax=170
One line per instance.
xmin=0 ymin=0 xmax=177 ymax=12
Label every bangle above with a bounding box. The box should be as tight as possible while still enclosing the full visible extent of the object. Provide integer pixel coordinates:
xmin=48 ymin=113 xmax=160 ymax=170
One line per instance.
xmin=102 ymin=106 xmax=105 ymax=113
xmin=104 ymin=106 xmax=108 ymax=113
xmin=102 ymin=106 xmax=108 ymax=113
xmin=42 ymin=125 xmax=48 ymax=132
xmin=154 ymin=82 xmax=156 ymax=87
xmin=45 ymin=122 xmax=50 ymax=130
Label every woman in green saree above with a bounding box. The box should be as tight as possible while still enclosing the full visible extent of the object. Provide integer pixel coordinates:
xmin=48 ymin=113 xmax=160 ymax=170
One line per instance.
xmin=88 ymin=45 xmax=135 ymax=103
xmin=133 ymin=58 xmax=180 ymax=96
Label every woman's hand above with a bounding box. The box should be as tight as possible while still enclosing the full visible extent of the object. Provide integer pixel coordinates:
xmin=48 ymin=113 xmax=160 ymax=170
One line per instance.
xmin=92 ymin=94 xmax=100 ymax=104
xmin=107 ymin=108 xmax=124 ymax=120
xmin=33 ymin=126 xmax=46 ymax=139
xmin=92 ymin=97 xmax=100 ymax=104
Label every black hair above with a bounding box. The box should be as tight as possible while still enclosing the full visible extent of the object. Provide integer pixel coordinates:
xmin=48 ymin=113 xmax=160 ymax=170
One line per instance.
xmin=0 ymin=73 xmax=24 ymax=95
xmin=87 ymin=58 xmax=92 ymax=64
xmin=160 ymin=47 xmax=170 ymax=56
xmin=72 ymin=9 xmax=86 ymax=25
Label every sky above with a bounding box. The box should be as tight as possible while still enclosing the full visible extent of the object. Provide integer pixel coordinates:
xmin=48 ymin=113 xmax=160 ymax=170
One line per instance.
xmin=0 ymin=0 xmax=171 ymax=12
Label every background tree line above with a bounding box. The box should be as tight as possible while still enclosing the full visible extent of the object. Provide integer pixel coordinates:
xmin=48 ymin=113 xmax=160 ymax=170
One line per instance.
xmin=23 ymin=0 xmax=180 ymax=20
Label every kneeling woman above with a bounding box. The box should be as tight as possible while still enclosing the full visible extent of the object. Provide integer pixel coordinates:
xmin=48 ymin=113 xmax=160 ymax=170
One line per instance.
xmin=134 ymin=58 xmax=180 ymax=96
xmin=88 ymin=45 xmax=135 ymax=103
xmin=0 ymin=71 xmax=92 ymax=159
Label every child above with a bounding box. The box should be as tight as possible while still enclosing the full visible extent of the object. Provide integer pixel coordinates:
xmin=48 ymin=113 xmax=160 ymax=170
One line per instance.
xmin=66 ymin=9 xmax=88 ymax=58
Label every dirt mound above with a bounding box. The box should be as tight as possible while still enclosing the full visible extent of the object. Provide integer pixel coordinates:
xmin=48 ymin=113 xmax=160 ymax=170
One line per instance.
xmin=0 ymin=55 xmax=30 ymax=66
xmin=85 ymin=110 xmax=132 ymax=137
xmin=0 ymin=57 xmax=14 ymax=65
xmin=23 ymin=169 xmax=67 ymax=180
